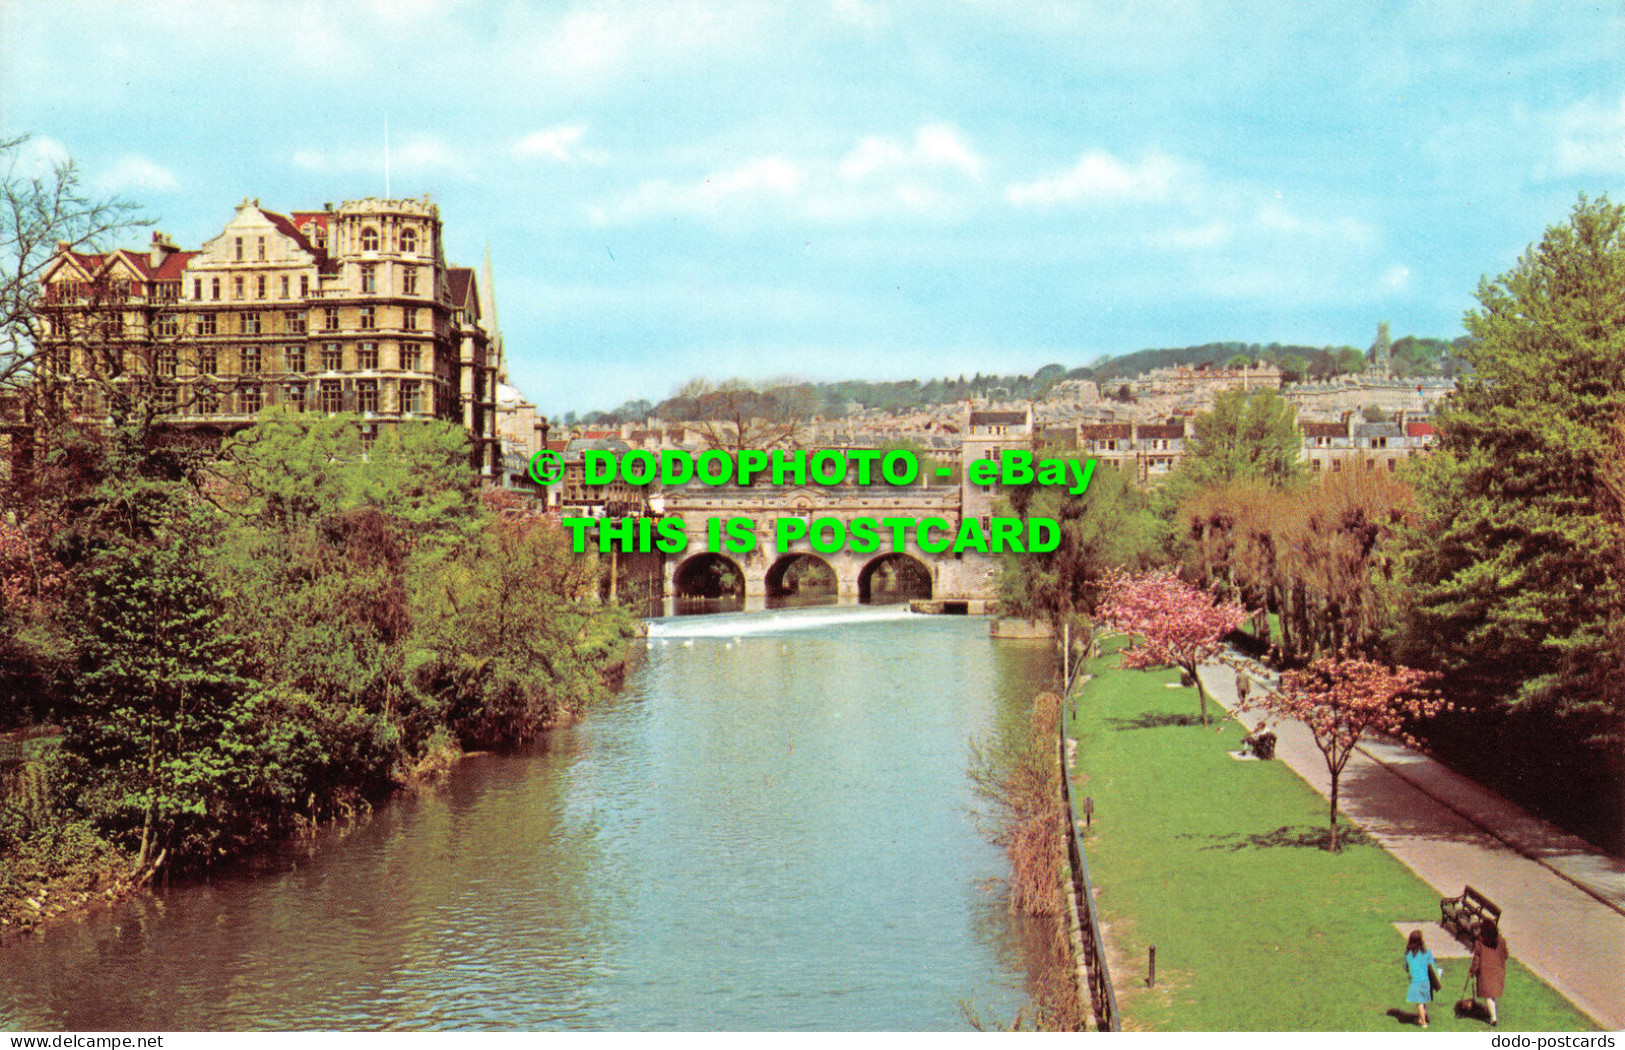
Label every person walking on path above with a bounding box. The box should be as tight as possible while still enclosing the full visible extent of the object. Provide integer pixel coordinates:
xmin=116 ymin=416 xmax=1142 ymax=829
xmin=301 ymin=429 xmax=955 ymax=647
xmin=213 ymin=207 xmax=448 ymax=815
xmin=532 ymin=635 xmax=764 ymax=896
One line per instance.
xmin=1235 ymin=667 xmax=1251 ymax=703
xmin=1469 ymin=919 xmax=1510 ymax=1027
xmin=1404 ymin=929 xmax=1441 ymax=1027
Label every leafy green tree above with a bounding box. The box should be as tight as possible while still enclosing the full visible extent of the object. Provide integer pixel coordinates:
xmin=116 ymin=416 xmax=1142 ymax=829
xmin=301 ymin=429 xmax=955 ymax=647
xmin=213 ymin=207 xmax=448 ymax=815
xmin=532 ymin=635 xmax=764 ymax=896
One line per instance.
xmin=998 ymin=454 xmax=1159 ymax=630
xmin=1166 ymin=388 xmax=1305 ymax=497
xmin=1279 ymin=354 xmax=1308 ymax=383
xmin=61 ymin=518 xmax=252 ymax=872
xmin=1334 ymin=347 xmax=1367 ymax=374
xmin=1398 ymin=195 xmax=1625 ymax=749
xmin=410 ymin=504 xmax=634 ymax=747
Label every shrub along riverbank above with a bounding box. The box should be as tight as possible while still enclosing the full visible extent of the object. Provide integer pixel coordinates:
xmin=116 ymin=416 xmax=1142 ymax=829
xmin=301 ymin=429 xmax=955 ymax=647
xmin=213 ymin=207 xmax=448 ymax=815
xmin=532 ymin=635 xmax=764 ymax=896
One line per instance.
xmin=1069 ymin=637 xmax=1595 ymax=1032
xmin=969 ymin=688 xmax=1087 ymax=1031
xmin=0 ymin=414 xmax=635 ymax=937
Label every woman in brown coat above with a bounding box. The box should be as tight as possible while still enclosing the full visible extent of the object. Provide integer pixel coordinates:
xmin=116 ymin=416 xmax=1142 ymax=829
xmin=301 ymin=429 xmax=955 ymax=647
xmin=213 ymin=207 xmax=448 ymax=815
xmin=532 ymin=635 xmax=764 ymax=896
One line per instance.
xmin=1469 ymin=919 xmax=1510 ymax=1026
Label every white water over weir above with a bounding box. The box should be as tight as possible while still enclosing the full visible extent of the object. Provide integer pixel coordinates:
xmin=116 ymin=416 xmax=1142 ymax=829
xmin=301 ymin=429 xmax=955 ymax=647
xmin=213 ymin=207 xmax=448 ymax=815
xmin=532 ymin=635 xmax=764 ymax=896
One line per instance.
xmin=646 ymin=603 xmax=917 ymax=638
xmin=0 ymin=610 xmax=1056 ymax=1031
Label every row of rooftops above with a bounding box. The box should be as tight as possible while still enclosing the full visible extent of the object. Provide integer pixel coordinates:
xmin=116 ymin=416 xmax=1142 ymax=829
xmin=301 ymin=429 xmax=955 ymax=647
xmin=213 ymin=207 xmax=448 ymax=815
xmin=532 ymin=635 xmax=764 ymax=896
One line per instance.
xmin=540 ymin=412 xmax=1438 ymax=467
xmin=45 ymin=233 xmax=486 ymax=316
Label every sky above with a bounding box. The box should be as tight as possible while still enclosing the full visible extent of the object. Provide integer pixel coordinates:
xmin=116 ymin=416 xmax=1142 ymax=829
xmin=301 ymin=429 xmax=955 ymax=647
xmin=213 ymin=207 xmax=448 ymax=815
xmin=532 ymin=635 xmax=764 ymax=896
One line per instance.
xmin=3 ymin=0 xmax=1623 ymax=418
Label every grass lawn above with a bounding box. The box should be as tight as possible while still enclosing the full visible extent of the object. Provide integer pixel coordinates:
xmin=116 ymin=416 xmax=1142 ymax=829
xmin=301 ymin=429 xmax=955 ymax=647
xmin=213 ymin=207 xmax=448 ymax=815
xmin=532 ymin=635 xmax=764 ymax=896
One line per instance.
xmin=1068 ymin=638 xmax=1598 ymax=1032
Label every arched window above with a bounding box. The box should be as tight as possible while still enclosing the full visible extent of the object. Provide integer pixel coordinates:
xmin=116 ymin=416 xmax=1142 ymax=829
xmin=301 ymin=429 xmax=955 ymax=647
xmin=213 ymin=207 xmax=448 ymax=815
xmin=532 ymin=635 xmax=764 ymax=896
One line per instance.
xmin=400 ymin=227 xmax=417 ymax=254
xmin=361 ymin=227 xmax=379 ymax=252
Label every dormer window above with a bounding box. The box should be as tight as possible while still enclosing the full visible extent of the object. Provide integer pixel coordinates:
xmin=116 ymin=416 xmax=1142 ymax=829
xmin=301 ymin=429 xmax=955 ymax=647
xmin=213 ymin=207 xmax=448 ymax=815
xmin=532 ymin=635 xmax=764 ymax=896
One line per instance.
xmin=315 ymin=227 xmax=327 ymax=250
xmin=361 ymin=227 xmax=379 ymax=252
xmin=400 ymin=228 xmax=417 ymax=254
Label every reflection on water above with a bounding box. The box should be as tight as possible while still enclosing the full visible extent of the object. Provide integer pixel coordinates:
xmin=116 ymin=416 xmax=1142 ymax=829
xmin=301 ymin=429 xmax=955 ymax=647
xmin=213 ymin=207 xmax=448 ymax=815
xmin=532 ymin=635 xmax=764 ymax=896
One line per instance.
xmin=0 ymin=608 xmax=1055 ymax=1031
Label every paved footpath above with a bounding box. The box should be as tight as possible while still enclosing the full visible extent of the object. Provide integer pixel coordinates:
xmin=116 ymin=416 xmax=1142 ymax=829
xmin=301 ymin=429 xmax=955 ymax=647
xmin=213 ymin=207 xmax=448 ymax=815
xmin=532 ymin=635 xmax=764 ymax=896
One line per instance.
xmin=1199 ymin=661 xmax=1625 ymax=1031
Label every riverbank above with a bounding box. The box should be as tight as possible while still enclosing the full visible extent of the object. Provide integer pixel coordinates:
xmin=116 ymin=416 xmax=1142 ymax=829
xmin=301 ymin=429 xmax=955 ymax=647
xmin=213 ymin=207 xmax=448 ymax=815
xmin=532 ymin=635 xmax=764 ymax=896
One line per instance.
xmin=0 ymin=644 xmax=638 ymax=944
xmin=1068 ymin=637 xmax=1596 ymax=1031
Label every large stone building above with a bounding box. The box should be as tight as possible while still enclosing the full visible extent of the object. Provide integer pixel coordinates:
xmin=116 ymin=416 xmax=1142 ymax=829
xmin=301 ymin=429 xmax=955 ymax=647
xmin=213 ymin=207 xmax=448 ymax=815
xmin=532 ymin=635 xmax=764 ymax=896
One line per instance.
xmin=36 ymin=197 xmax=502 ymax=477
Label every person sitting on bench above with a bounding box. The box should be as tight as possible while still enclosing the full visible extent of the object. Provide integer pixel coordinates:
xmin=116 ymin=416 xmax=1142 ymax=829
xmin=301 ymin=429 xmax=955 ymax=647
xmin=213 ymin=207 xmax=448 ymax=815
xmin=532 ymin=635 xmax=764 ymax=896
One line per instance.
xmin=1242 ymin=720 xmax=1276 ymax=760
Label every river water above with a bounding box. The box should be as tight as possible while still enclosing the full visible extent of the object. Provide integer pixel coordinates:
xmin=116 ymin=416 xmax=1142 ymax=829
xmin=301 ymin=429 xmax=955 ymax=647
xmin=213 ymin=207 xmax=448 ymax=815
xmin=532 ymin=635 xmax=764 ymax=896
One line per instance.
xmin=0 ymin=607 xmax=1055 ymax=1031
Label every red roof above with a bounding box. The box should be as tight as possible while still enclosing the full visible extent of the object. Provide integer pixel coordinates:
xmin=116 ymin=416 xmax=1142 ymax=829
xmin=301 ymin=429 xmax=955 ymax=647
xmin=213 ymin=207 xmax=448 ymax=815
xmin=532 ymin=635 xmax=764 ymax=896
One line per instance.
xmin=262 ymin=209 xmax=322 ymax=256
xmin=1137 ymin=424 xmax=1183 ymax=439
xmin=1406 ymin=422 xmax=1437 ymax=437
xmin=1080 ymin=423 xmax=1132 ymax=439
xmin=107 ymin=247 xmax=199 ymax=281
xmin=49 ymin=247 xmax=198 ymax=284
xmin=1302 ymin=422 xmax=1347 ymax=438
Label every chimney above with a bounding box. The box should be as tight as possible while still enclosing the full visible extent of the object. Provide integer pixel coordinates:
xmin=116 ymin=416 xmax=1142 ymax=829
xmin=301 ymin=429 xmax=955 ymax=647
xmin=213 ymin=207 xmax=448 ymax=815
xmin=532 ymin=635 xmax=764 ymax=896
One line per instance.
xmin=149 ymin=231 xmax=174 ymax=270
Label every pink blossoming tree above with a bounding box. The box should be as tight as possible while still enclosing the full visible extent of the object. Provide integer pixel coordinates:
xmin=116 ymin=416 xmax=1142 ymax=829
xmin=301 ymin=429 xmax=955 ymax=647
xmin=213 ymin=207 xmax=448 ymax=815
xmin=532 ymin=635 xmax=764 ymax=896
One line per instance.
xmin=1098 ymin=569 xmax=1250 ymax=727
xmin=1242 ymin=655 xmax=1444 ymax=851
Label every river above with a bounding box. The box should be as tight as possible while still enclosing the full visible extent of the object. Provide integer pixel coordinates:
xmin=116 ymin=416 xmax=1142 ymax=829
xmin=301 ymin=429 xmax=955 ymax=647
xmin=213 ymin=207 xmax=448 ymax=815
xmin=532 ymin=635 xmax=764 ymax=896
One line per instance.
xmin=0 ymin=607 xmax=1056 ymax=1031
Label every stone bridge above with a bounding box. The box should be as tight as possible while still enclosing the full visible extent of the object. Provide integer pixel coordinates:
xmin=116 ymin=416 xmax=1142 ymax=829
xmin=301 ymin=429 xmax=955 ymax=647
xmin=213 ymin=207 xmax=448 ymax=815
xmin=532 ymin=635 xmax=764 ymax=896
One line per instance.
xmin=656 ymin=482 xmax=998 ymax=602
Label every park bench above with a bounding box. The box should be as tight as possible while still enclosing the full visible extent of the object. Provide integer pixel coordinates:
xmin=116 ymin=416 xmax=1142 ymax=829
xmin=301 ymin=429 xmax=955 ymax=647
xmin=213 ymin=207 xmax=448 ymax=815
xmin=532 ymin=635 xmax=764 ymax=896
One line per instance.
xmin=1439 ymin=885 xmax=1501 ymax=945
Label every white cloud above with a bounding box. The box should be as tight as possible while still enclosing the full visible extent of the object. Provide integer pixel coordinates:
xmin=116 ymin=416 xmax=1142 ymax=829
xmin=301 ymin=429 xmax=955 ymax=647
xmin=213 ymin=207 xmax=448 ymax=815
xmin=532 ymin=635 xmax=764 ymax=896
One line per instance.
xmin=598 ymin=156 xmax=804 ymax=221
xmin=1549 ymin=93 xmax=1625 ymax=176
xmin=1149 ymin=220 xmax=1232 ymax=251
xmin=531 ymin=0 xmax=775 ymax=87
xmin=1005 ymin=150 xmax=1185 ymax=207
xmin=830 ymin=0 xmax=890 ymax=28
xmin=1251 ymin=204 xmax=1376 ymax=247
xmin=838 ymin=123 xmax=984 ymax=181
xmin=597 ymin=124 xmax=985 ymax=224
xmin=97 ymin=154 xmax=179 ymax=194
xmin=1381 ymin=264 xmax=1411 ymax=291
xmin=514 ymin=125 xmax=606 ymax=164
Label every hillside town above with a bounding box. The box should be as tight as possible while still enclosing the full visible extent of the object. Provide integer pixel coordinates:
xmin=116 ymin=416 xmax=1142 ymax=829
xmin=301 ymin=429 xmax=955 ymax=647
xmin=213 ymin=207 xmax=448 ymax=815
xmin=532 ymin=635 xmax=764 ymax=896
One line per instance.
xmin=502 ymin=322 xmax=1452 ymax=515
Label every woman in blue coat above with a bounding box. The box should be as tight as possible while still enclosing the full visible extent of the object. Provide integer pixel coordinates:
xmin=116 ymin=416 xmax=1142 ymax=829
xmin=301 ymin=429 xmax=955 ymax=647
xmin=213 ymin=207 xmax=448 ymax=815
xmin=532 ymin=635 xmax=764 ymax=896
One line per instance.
xmin=1404 ymin=929 xmax=1441 ymax=1027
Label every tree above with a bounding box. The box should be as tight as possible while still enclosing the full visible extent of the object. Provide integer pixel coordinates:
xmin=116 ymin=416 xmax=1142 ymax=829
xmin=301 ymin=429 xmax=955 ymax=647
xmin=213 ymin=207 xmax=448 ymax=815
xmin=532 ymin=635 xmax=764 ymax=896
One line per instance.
xmin=1165 ymin=388 xmax=1305 ymax=498
xmin=1 ymin=135 xmax=145 ymax=398
xmin=1098 ymin=569 xmax=1250 ymax=726
xmin=1398 ymin=195 xmax=1625 ymax=748
xmin=63 ymin=517 xmax=251 ymax=872
xmin=1279 ymin=353 xmax=1307 ymax=383
xmin=1334 ymin=347 xmax=1367 ymax=374
xmin=410 ymin=503 xmax=634 ymax=747
xmin=665 ymin=377 xmax=810 ymax=451
xmin=1178 ymin=469 xmax=1414 ymax=665
xmin=1240 ymin=655 xmax=1442 ymax=851
xmin=998 ymin=458 xmax=1158 ymax=631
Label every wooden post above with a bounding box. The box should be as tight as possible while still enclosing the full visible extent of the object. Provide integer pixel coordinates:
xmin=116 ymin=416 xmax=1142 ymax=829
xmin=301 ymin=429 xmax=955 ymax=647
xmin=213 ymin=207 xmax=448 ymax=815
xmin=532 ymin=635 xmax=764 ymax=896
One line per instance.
xmin=1148 ymin=945 xmax=1156 ymax=988
xmin=1083 ymin=796 xmax=1094 ymax=829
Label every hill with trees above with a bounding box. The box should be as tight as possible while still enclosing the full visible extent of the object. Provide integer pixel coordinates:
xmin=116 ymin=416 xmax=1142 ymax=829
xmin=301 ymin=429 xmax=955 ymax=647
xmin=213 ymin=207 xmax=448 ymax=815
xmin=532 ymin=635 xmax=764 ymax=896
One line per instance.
xmin=568 ymin=336 xmax=1469 ymax=426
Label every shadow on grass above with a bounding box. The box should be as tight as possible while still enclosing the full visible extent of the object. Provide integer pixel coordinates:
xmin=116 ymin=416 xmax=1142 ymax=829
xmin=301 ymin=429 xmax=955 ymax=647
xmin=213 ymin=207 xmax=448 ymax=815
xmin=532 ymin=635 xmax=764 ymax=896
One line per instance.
xmin=1106 ymin=712 xmax=1205 ymax=731
xmin=1181 ymin=824 xmax=1376 ymax=852
xmin=1386 ymin=1008 xmax=1421 ymax=1027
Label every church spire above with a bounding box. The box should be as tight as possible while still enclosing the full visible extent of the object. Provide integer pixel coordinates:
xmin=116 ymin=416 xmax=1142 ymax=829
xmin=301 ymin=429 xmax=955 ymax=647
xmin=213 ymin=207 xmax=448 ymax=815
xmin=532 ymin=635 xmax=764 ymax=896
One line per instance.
xmin=480 ymin=242 xmax=506 ymax=383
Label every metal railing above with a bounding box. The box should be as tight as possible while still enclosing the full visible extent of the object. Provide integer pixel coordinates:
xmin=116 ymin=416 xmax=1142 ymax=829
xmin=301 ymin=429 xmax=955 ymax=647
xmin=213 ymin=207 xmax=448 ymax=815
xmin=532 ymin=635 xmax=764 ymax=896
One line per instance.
xmin=1057 ymin=652 xmax=1121 ymax=1032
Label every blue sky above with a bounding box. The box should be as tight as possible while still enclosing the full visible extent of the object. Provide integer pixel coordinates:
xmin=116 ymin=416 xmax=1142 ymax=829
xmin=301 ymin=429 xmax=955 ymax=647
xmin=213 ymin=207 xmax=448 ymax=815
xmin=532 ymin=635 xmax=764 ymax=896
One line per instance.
xmin=3 ymin=1 xmax=1623 ymax=417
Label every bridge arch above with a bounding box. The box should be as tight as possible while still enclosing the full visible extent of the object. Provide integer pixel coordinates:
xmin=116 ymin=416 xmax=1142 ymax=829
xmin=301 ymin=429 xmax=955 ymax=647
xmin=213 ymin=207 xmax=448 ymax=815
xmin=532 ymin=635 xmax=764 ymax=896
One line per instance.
xmin=858 ymin=552 xmax=933 ymax=605
xmin=672 ymin=552 xmax=747 ymax=612
xmin=764 ymin=551 xmax=840 ymax=605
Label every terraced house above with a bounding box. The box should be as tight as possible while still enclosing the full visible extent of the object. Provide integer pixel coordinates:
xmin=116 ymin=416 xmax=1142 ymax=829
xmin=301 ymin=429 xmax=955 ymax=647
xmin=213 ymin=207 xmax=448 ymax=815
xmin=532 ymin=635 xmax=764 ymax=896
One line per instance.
xmin=34 ymin=196 xmax=502 ymax=478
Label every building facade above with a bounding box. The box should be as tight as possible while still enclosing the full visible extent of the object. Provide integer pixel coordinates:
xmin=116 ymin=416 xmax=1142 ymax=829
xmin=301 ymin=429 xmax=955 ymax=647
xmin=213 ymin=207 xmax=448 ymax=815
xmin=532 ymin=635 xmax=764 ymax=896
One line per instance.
xmin=36 ymin=197 xmax=501 ymax=477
